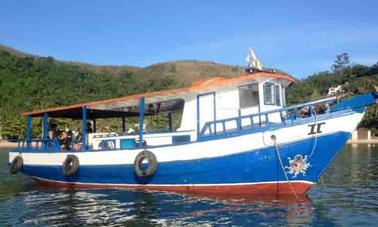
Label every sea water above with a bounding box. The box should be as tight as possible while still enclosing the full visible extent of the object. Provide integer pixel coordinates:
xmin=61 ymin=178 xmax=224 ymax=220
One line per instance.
xmin=0 ymin=145 xmax=377 ymax=226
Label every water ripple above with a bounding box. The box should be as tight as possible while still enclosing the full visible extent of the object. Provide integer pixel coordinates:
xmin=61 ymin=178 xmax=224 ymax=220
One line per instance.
xmin=0 ymin=144 xmax=377 ymax=226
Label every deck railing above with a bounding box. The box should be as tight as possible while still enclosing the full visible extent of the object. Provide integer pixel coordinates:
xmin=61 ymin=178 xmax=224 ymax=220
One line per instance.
xmin=17 ymin=138 xmax=84 ymax=152
xmin=17 ymin=139 xmax=60 ymax=152
xmin=199 ymin=96 xmax=337 ymax=139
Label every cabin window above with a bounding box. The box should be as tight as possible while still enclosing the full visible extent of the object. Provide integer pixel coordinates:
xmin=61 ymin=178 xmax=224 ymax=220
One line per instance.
xmin=264 ymin=83 xmax=281 ymax=106
xmin=275 ymin=85 xmax=281 ymax=106
xmin=282 ymin=87 xmax=286 ymax=106
xmin=239 ymin=83 xmax=259 ymax=108
xmin=263 ymin=83 xmax=275 ymax=105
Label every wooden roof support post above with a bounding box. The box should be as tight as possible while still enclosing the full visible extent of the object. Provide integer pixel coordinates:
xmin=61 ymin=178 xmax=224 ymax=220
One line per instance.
xmin=168 ymin=113 xmax=172 ymax=131
xmin=82 ymin=106 xmax=88 ymax=151
xmin=93 ymin=119 xmax=97 ymax=133
xmin=138 ymin=97 xmax=145 ymax=147
xmin=43 ymin=112 xmax=48 ymax=150
xmin=26 ymin=115 xmax=31 ymax=148
xmin=122 ymin=116 xmax=126 ymax=133
xmin=43 ymin=113 xmax=48 ymax=140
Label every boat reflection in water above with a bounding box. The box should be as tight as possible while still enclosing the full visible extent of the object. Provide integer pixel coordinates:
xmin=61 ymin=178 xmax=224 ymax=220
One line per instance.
xmin=181 ymin=192 xmax=314 ymax=226
xmin=16 ymin=183 xmax=315 ymax=226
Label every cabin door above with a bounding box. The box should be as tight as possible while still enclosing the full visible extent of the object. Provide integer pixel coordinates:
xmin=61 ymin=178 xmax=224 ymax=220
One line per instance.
xmin=197 ymin=92 xmax=216 ymax=134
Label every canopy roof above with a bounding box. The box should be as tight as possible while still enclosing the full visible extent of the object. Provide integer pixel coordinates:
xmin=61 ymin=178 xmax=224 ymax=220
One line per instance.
xmin=36 ymin=107 xmax=142 ymax=119
xmin=23 ymin=71 xmax=296 ymax=118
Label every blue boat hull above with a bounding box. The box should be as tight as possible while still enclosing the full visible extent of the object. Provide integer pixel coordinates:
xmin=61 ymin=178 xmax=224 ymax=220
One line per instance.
xmin=18 ymin=131 xmax=350 ymax=195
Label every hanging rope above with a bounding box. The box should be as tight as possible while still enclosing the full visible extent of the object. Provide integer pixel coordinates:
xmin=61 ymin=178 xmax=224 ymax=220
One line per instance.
xmin=308 ymin=108 xmax=318 ymax=159
xmin=271 ymin=135 xmax=298 ymax=199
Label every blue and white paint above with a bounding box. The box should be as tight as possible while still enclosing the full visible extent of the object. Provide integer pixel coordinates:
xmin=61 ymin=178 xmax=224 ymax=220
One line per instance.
xmin=8 ymin=69 xmax=378 ymax=195
xmin=9 ymin=107 xmax=364 ymax=193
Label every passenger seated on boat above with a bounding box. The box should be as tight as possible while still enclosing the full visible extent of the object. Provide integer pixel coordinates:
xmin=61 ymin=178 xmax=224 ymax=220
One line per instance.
xmin=67 ymin=129 xmax=74 ymax=143
xmin=87 ymin=122 xmax=93 ymax=133
xmin=127 ymin=127 xmax=136 ymax=135
xmin=313 ymin=104 xmax=329 ymax=114
xmin=128 ymin=123 xmax=141 ymax=135
xmin=67 ymin=129 xmax=81 ymax=150
xmin=298 ymin=107 xmax=310 ymax=118
xmin=48 ymin=123 xmax=58 ymax=139
xmin=75 ymin=128 xmax=82 ymax=142
xmin=58 ymin=131 xmax=70 ymax=151
xmin=72 ymin=129 xmax=82 ymax=150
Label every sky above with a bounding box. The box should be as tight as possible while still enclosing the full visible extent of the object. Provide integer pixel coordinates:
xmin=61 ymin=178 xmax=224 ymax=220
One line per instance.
xmin=0 ymin=0 xmax=377 ymax=78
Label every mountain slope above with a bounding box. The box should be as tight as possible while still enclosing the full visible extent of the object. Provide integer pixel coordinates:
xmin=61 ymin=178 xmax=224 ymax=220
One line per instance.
xmin=0 ymin=44 xmax=244 ymax=85
xmin=0 ymin=44 xmax=376 ymax=138
xmin=0 ymin=45 xmax=246 ymax=138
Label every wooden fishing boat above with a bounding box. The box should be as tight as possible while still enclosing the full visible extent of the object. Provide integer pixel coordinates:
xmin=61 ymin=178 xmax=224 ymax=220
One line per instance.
xmin=8 ymin=69 xmax=377 ymax=196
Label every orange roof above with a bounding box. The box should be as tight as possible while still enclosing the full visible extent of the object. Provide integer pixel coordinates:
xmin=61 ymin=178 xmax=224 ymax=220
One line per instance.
xmin=23 ymin=72 xmax=296 ymax=117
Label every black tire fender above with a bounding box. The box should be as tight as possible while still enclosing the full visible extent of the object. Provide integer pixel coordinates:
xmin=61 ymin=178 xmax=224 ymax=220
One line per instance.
xmin=134 ymin=150 xmax=158 ymax=177
xmin=9 ymin=156 xmax=23 ymax=174
xmin=62 ymin=154 xmax=80 ymax=176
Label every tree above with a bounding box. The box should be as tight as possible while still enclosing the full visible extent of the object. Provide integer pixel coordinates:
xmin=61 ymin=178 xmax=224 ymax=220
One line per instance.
xmin=331 ymin=53 xmax=350 ymax=73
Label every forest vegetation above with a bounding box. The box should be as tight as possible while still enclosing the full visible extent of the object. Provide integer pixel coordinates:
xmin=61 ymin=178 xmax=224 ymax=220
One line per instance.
xmin=0 ymin=45 xmax=376 ymax=139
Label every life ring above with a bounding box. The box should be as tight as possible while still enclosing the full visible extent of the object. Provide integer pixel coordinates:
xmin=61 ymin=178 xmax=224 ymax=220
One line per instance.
xmin=134 ymin=150 xmax=158 ymax=177
xmin=62 ymin=154 xmax=80 ymax=176
xmin=9 ymin=156 xmax=23 ymax=174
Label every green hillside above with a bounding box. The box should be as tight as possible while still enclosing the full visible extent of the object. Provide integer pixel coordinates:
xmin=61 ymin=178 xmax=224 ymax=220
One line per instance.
xmin=0 ymin=46 xmax=377 ymax=138
xmin=0 ymin=45 xmax=243 ymax=138
xmin=287 ymin=56 xmax=378 ymax=134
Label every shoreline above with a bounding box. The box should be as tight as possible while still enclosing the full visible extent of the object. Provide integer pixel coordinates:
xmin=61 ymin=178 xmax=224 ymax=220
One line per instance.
xmin=0 ymin=140 xmax=18 ymax=149
xmin=347 ymin=139 xmax=378 ymax=144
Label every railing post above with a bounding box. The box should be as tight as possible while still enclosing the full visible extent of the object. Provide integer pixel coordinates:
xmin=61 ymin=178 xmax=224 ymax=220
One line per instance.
xmin=258 ymin=106 xmax=262 ymax=127
xmin=237 ymin=109 xmax=242 ymax=130
xmin=138 ymin=97 xmax=145 ymax=147
xmin=280 ymin=111 xmax=284 ymax=125
xmin=196 ymin=95 xmax=200 ymax=140
xmin=213 ymin=93 xmax=217 ymax=134
xmin=82 ymin=106 xmax=88 ymax=151
xmin=308 ymin=105 xmax=312 ymax=117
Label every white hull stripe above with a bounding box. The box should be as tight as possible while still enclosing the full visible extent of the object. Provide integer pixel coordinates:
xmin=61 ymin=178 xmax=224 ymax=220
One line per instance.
xmin=10 ymin=111 xmax=363 ymax=166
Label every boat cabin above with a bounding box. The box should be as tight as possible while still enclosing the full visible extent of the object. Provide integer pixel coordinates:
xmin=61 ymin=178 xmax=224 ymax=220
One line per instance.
xmin=20 ymin=71 xmax=296 ymax=151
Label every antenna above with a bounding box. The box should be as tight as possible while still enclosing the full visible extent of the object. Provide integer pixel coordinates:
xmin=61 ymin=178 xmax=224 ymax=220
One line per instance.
xmin=245 ymin=48 xmax=263 ymax=72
